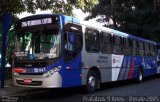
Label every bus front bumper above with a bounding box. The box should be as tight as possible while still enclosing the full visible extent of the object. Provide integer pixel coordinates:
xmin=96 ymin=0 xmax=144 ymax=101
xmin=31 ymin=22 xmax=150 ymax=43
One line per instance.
xmin=12 ymin=72 xmax=62 ymax=88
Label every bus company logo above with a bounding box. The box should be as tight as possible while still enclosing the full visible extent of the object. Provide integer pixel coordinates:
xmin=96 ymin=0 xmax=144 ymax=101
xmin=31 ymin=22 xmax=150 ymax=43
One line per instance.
xmin=113 ymin=58 xmax=115 ymax=64
xmin=112 ymin=58 xmax=121 ymax=64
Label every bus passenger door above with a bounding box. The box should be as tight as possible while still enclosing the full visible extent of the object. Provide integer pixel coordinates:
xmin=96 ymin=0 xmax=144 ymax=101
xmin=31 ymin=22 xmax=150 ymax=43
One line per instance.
xmin=63 ymin=23 xmax=83 ymax=87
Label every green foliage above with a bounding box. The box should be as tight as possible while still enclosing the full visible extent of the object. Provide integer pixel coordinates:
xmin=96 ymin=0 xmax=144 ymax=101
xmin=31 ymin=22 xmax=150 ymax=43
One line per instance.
xmin=86 ymin=0 xmax=160 ymax=42
xmin=50 ymin=1 xmax=73 ymax=16
xmin=70 ymin=0 xmax=99 ymax=12
xmin=0 ymin=0 xmax=98 ymax=16
xmin=0 ymin=0 xmax=73 ymax=15
xmin=0 ymin=0 xmax=25 ymax=15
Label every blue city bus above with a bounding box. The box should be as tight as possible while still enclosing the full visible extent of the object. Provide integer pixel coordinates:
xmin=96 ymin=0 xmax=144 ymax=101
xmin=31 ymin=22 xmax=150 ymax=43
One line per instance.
xmin=12 ymin=14 xmax=157 ymax=92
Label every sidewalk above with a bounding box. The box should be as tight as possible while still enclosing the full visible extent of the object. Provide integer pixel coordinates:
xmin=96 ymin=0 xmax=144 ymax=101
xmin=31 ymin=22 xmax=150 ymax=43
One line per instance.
xmin=0 ymin=79 xmax=31 ymax=96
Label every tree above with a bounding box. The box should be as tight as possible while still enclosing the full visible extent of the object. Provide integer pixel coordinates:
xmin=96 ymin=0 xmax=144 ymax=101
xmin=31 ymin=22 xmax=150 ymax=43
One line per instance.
xmin=0 ymin=0 xmax=70 ymax=16
xmin=86 ymin=0 xmax=160 ymax=42
xmin=0 ymin=0 xmax=98 ymax=16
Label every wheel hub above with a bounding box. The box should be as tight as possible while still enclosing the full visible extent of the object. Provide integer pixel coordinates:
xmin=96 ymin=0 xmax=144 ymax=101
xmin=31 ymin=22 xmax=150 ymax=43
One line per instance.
xmin=139 ymin=72 xmax=142 ymax=81
xmin=88 ymin=76 xmax=96 ymax=87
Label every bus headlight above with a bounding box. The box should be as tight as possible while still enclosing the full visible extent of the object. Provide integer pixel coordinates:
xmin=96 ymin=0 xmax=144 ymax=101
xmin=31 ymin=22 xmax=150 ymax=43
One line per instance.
xmin=43 ymin=66 xmax=61 ymax=78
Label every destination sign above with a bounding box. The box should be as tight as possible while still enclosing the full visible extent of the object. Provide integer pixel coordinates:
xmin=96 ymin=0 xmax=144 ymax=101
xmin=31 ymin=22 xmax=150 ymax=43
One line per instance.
xmin=21 ymin=18 xmax=52 ymax=27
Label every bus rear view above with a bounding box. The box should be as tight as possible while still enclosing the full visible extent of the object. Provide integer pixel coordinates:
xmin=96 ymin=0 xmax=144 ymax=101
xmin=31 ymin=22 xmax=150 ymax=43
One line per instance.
xmin=12 ymin=15 xmax=62 ymax=88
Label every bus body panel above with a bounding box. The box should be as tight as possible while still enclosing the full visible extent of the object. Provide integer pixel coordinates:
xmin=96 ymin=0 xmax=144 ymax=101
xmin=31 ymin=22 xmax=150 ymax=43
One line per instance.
xmin=112 ymin=55 xmax=124 ymax=81
xmin=61 ymin=55 xmax=82 ymax=88
xmin=61 ymin=15 xmax=82 ymax=88
xmin=144 ymin=56 xmax=157 ymax=76
xmin=81 ymin=51 xmax=112 ymax=85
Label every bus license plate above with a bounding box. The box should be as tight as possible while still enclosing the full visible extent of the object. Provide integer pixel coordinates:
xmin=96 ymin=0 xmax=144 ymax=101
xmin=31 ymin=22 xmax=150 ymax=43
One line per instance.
xmin=24 ymin=79 xmax=32 ymax=84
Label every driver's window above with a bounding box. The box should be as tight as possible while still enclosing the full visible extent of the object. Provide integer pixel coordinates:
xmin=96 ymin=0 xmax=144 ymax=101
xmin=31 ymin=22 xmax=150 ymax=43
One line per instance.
xmin=65 ymin=32 xmax=74 ymax=52
xmin=64 ymin=23 xmax=82 ymax=62
xmin=158 ymin=49 xmax=160 ymax=61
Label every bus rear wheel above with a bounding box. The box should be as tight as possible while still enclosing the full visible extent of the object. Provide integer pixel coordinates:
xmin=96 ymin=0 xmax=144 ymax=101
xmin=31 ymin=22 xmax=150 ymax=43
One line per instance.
xmin=86 ymin=71 xmax=98 ymax=93
xmin=137 ymin=68 xmax=143 ymax=83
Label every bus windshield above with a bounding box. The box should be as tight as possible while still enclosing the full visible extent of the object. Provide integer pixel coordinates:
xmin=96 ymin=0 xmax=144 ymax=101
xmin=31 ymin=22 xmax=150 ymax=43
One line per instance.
xmin=14 ymin=29 xmax=61 ymax=59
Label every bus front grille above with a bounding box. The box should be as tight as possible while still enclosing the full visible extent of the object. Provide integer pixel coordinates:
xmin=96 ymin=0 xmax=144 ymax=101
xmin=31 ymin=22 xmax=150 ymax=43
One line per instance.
xmin=19 ymin=73 xmax=44 ymax=75
xmin=16 ymin=80 xmax=42 ymax=86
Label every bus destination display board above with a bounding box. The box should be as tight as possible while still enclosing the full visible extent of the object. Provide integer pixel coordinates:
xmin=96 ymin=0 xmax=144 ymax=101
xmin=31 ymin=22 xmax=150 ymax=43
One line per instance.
xmin=21 ymin=18 xmax=52 ymax=27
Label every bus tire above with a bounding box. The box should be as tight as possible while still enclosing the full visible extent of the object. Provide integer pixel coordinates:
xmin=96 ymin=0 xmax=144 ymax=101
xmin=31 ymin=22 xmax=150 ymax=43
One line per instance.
xmin=86 ymin=70 xmax=98 ymax=93
xmin=137 ymin=68 xmax=143 ymax=83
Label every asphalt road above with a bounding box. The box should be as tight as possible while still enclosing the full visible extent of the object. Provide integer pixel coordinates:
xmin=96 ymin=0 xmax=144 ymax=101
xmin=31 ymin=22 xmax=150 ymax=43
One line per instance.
xmin=5 ymin=75 xmax=160 ymax=102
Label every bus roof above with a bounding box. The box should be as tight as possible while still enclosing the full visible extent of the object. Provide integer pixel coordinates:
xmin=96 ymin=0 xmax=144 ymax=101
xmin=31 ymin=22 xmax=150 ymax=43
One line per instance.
xmin=18 ymin=14 xmax=156 ymax=44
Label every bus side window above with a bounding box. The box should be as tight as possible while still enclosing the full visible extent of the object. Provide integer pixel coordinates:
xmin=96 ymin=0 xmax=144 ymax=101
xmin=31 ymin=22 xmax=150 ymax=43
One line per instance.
xmin=154 ymin=45 xmax=157 ymax=56
xmin=100 ymin=32 xmax=112 ymax=54
xmin=157 ymin=44 xmax=160 ymax=60
xmin=150 ymin=44 xmax=156 ymax=56
xmin=85 ymin=28 xmax=100 ymax=53
xmin=144 ymin=43 xmax=150 ymax=56
xmin=112 ymin=35 xmax=123 ymax=55
xmin=132 ymin=40 xmax=138 ymax=56
xmin=158 ymin=49 xmax=160 ymax=61
xmin=138 ymin=41 xmax=144 ymax=56
xmin=123 ymin=38 xmax=131 ymax=55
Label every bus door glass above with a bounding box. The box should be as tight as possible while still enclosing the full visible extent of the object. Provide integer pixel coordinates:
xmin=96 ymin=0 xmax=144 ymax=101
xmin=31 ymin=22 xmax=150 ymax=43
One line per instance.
xmin=64 ymin=23 xmax=82 ymax=62
xmin=158 ymin=49 xmax=160 ymax=63
xmin=158 ymin=49 xmax=160 ymax=60
xmin=65 ymin=32 xmax=74 ymax=52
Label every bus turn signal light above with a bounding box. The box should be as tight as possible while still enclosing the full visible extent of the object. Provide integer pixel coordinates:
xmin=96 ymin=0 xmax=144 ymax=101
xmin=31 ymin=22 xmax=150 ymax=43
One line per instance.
xmin=12 ymin=68 xmax=26 ymax=73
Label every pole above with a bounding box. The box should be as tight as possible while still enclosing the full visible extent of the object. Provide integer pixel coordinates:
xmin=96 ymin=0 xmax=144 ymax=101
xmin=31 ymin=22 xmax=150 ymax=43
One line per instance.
xmin=1 ymin=13 xmax=11 ymax=88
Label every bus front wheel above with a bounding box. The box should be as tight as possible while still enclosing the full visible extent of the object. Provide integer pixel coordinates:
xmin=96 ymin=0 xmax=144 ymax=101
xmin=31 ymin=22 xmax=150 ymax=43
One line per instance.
xmin=86 ymin=71 xmax=98 ymax=93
